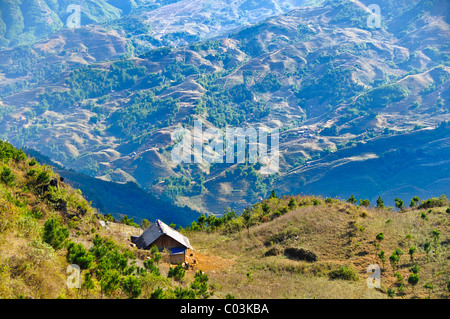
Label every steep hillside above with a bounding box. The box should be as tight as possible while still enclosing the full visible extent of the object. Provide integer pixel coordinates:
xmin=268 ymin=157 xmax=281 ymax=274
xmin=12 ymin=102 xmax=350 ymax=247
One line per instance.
xmin=1 ymin=141 xmax=448 ymax=299
xmin=0 ymin=140 xmax=208 ymax=298
xmin=23 ymin=148 xmax=200 ymax=226
xmin=183 ymin=191 xmax=450 ymax=299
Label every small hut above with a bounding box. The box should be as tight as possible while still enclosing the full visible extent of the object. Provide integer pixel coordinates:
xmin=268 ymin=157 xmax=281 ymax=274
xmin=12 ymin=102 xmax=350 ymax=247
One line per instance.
xmin=131 ymin=219 xmax=193 ymax=264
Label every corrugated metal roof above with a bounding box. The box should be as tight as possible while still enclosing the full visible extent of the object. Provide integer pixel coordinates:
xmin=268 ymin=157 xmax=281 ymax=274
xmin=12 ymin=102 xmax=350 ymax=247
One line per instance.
xmin=134 ymin=219 xmax=193 ymax=250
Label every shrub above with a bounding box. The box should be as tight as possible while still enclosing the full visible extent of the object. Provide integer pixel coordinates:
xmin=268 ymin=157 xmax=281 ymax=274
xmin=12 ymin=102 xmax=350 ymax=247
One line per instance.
xmin=394 ymin=272 xmax=403 ymax=282
xmin=150 ymin=287 xmax=166 ymax=299
xmin=100 ymin=269 xmax=121 ymax=296
xmin=67 ymin=242 xmax=94 ymax=270
xmin=347 ymin=195 xmax=357 ymax=204
xmin=190 ymin=270 xmax=210 ymax=299
xmin=17 ymin=215 xmax=40 ymax=238
xmin=121 ymin=275 xmax=142 ymax=299
xmin=36 ymin=171 xmax=50 ymax=185
xmin=328 ymin=265 xmax=359 ymax=281
xmin=408 ymin=246 xmax=416 ymax=261
xmin=27 ymin=239 xmax=56 ymax=265
xmin=408 ymin=273 xmax=420 ymax=289
xmin=168 ymin=263 xmax=185 ymax=281
xmin=143 ymin=259 xmax=160 ymax=276
xmin=359 ymin=199 xmax=370 ymax=207
xmin=0 ymin=167 xmax=15 ymax=186
xmin=42 ymin=218 xmax=69 ymax=250
xmin=420 ymin=211 xmax=428 ymax=220
xmin=418 ymin=195 xmax=448 ymax=209
xmin=387 ymin=287 xmax=396 ymax=298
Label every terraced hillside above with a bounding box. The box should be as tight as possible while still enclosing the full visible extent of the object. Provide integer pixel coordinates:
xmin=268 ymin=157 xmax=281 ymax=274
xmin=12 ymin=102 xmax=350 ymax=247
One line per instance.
xmin=0 ymin=0 xmax=449 ymax=215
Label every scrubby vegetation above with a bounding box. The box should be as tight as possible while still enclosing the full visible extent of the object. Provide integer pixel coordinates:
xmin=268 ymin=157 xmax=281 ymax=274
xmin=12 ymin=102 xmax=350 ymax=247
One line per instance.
xmin=181 ymin=189 xmax=449 ymax=299
xmin=0 ymin=141 xmax=211 ymax=299
xmin=0 ymin=142 xmax=448 ymax=299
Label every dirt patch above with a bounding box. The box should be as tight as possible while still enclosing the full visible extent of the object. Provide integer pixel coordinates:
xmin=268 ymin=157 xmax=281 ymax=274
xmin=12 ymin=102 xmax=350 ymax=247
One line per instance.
xmin=185 ymin=250 xmax=236 ymax=274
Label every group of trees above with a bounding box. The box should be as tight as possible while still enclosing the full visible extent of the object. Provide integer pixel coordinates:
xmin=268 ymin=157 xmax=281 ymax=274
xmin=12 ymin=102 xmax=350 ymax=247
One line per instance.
xmin=372 ymin=210 xmax=446 ymax=298
xmin=347 ymin=194 xmax=448 ymax=211
xmin=186 ymin=191 xmax=322 ymax=234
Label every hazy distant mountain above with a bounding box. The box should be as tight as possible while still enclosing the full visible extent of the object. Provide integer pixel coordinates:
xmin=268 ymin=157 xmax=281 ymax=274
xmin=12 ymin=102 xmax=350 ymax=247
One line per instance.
xmin=1 ymin=0 xmax=449 ymax=214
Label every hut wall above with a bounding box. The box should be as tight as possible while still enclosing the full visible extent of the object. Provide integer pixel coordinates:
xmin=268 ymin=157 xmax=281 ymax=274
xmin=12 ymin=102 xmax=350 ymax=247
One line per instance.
xmin=147 ymin=234 xmax=183 ymax=251
xmin=169 ymin=253 xmax=185 ymax=265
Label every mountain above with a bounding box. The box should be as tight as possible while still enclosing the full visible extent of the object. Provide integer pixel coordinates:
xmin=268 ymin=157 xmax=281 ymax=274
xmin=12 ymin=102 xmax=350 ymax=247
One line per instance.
xmin=0 ymin=141 xmax=448 ymax=299
xmin=0 ymin=0 xmax=449 ymax=215
xmin=23 ymin=147 xmax=200 ymax=226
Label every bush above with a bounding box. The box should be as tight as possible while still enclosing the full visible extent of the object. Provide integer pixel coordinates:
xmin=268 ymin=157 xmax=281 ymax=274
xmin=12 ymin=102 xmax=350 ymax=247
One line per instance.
xmin=36 ymin=171 xmax=50 ymax=185
xmin=0 ymin=167 xmax=15 ymax=186
xmin=408 ymin=273 xmax=420 ymax=287
xmin=168 ymin=263 xmax=185 ymax=281
xmin=359 ymin=199 xmax=370 ymax=207
xmin=418 ymin=195 xmax=448 ymax=209
xmin=42 ymin=218 xmax=69 ymax=250
xmin=121 ymin=275 xmax=142 ymax=299
xmin=328 ymin=266 xmax=359 ymax=281
xmin=284 ymin=247 xmax=318 ymax=262
xmin=190 ymin=270 xmax=210 ymax=299
xmin=27 ymin=239 xmax=56 ymax=265
xmin=143 ymin=259 xmax=160 ymax=276
xmin=100 ymin=269 xmax=121 ymax=296
xmin=67 ymin=242 xmax=94 ymax=270
xmin=150 ymin=287 xmax=166 ymax=299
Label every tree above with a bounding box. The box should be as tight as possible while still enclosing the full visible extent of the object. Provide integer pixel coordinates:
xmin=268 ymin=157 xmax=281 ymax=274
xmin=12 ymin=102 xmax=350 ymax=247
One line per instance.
xmin=141 ymin=219 xmax=150 ymax=229
xmin=410 ymin=263 xmax=421 ymax=274
xmin=378 ymin=250 xmax=386 ymax=269
xmin=82 ymin=272 xmax=95 ymax=295
xmin=143 ymin=258 xmax=160 ymax=276
xmin=424 ymin=239 xmax=432 ymax=261
xmin=389 ymin=248 xmax=403 ymax=271
xmin=432 ymin=229 xmax=441 ymax=256
xmin=190 ymin=270 xmax=210 ymax=299
xmin=408 ymin=246 xmax=416 ymax=262
xmin=197 ymin=214 xmax=206 ymax=230
xmin=376 ymin=196 xmax=385 ymax=208
xmin=269 ymin=189 xmax=277 ymax=199
xmin=394 ymin=197 xmax=404 ymax=210
xmin=150 ymin=287 xmax=165 ymax=299
xmin=359 ymin=199 xmax=370 ymax=207
xmin=67 ymin=242 xmax=94 ymax=269
xmin=43 ymin=218 xmax=69 ymax=250
xmin=36 ymin=171 xmax=50 ymax=185
xmin=0 ymin=167 xmax=15 ymax=186
xmin=262 ymin=202 xmax=270 ymax=214
xmin=100 ymin=269 xmax=121 ymax=297
xmin=168 ymin=263 xmax=185 ymax=281
xmin=122 ymin=275 xmax=142 ymax=299
xmin=288 ymin=198 xmax=297 ymax=210
xmin=242 ymin=207 xmax=254 ymax=237
xmin=408 ymin=273 xmax=420 ymax=293
xmin=347 ymin=195 xmax=357 ymax=204
xmin=410 ymin=196 xmax=420 ymax=208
